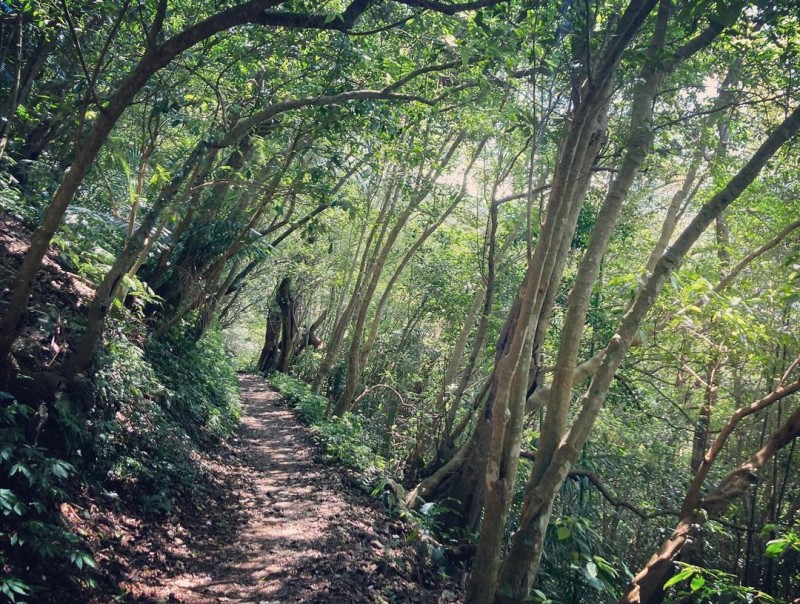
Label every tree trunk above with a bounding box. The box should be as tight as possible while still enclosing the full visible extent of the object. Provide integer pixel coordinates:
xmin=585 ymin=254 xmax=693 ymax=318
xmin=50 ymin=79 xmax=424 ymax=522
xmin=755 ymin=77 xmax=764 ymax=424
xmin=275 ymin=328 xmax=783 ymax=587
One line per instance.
xmin=312 ymin=167 xmax=397 ymax=395
xmin=332 ymin=133 xmax=467 ymax=415
xmin=501 ymin=99 xmax=800 ymax=604
xmin=257 ymin=310 xmax=282 ymax=373
xmin=623 ymin=399 xmax=800 ymax=603
xmin=276 ymin=277 xmax=300 ymax=373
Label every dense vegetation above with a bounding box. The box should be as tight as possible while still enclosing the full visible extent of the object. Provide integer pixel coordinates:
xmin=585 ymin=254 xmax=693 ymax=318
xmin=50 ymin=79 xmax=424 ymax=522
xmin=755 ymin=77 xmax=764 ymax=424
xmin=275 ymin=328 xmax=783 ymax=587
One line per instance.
xmin=1 ymin=0 xmax=800 ymax=602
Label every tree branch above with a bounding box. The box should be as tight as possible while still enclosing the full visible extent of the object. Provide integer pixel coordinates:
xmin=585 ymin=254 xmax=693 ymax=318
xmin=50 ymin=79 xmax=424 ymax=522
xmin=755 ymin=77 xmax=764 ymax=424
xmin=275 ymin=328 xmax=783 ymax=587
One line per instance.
xmin=714 ymin=215 xmax=800 ymax=293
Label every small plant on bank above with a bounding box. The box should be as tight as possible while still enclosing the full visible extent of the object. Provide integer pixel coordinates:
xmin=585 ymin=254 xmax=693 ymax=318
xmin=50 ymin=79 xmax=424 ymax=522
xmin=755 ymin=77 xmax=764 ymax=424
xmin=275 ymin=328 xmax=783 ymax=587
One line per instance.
xmin=268 ymin=372 xmax=327 ymax=424
xmin=662 ymin=562 xmax=781 ymax=603
xmin=267 ymin=373 xmax=387 ymax=477
xmin=0 ymin=395 xmax=97 ymax=601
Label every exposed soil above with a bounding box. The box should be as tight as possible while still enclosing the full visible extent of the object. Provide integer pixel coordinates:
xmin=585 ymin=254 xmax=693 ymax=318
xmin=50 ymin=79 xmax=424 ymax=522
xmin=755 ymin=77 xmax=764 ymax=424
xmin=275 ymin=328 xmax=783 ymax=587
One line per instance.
xmin=0 ymin=211 xmax=94 ymax=370
xmin=114 ymin=374 xmax=462 ymax=603
xmin=1 ymin=212 xmax=460 ymax=603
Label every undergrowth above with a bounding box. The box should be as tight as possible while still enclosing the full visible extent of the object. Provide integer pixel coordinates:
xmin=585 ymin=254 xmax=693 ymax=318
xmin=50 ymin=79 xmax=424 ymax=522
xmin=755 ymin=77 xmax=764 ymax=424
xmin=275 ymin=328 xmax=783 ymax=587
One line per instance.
xmin=267 ymin=373 xmax=387 ymax=479
xmin=1 ymin=322 xmax=240 ymax=601
xmin=0 ymin=397 xmax=96 ymax=602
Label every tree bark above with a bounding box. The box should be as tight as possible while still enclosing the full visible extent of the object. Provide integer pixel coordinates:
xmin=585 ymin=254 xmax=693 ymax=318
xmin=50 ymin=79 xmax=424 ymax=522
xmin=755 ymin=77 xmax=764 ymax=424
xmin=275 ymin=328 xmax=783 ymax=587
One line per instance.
xmin=276 ymin=277 xmax=300 ymax=373
xmin=257 ymin=310 xmax=281 ymax=373
xmin=622 ymin=389 xmax=800 ymax=603
xmin=513 ymin=100 xmax=800 ymax=604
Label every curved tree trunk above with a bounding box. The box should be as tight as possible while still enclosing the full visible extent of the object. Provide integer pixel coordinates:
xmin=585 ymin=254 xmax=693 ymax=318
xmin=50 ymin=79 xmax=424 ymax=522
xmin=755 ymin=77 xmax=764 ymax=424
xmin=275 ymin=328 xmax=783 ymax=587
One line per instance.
xmin=496 ymin=98 xmax=800 ymax=604
xmin=332 ymin=132 xmax=467 ymax=416
xmin=623 ymin=391 xmax=800 ymax=603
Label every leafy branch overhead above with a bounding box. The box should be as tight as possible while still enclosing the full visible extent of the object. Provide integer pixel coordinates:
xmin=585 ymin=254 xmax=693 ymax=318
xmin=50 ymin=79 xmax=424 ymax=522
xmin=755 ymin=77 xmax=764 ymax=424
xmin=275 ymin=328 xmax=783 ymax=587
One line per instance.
xmin=1 ymin=1 xmax=800 ymax=603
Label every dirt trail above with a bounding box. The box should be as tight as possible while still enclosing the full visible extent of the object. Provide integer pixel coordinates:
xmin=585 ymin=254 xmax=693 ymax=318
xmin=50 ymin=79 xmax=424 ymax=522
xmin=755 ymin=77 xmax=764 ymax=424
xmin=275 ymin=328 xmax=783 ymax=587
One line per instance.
xmin=124 ymin=374 xmax=458 ymax=603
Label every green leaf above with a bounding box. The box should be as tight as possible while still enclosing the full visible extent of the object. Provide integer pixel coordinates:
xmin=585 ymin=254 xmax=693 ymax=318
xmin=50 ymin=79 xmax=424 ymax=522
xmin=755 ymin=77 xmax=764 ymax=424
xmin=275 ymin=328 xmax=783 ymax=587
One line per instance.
xmin=765 ymin=538 xmax=791 ymax=558
xmin=663 ymin=567 xmax=695 ymax=589
xmin=690 ymin=574 xmax=706 ymax=592
xmin=50 ymin=460 xmax=71 ymax=479
xmin=557 ymin=525 xmax=571 ymax=540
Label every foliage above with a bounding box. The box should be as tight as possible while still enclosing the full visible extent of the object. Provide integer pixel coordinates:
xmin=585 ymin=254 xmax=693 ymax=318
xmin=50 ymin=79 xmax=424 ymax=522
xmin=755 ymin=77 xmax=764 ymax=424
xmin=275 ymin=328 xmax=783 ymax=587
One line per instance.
xmin=269 ymin=372 xmax=328 ymax=424
xmin=147 ymin=326 xmax=240 ymax=442
xmin=1 ymin=0 xmax=800 ymax=601
xmin=531 ymin=515 xmax=629 ymax=603
xmin=0 ymin=395 xmax=97 ymax=601
xmin=313 ymin=413 xmax=388 ymax=476
xmin=663 ymin=563 xmax=783 ymax=604
xmin=0 ymin=309 xmax=241 ymax=598
xmin=764 ymin=528 xmax=800 ymax=560
xmin=65 ymin=321 xmax=238 ymax=518
xmin=268 ymin=373 xmax=387 ymax=477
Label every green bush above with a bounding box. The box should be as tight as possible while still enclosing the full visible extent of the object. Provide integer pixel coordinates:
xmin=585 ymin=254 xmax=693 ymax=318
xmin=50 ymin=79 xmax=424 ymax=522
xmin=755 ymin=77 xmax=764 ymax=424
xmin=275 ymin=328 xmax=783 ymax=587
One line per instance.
xmin=73 ymin=323 xmax=240 ymax=519
xmin=313 ymin=413 xmax=387 ymax=475
xmin=267 ymin=374 xmax=388 ymax=477
xmin=147 ymin=327 xmax=241 ymax=441
xmin=0 ymin=395 xmax=97 ymax=602
xmin=268 ymin=372 xmax=327 ymax=424
xmin=662 ymin=562 xmax=782 ymax=603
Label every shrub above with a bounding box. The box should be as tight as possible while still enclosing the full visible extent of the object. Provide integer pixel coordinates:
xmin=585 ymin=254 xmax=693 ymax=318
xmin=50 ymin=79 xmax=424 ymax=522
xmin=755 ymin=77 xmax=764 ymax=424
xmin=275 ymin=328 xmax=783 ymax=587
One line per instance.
xmin=267 ymin=374 xmax=388 ymax=478
xmin=147 ymin=326 xmax=241 ymax=442
xmin=0 ymin=395 xmax=97 ymax=601
xmin=268 ymin=372 xmax=327 ymax=424
xmin=79 ymin=324 xmax=240 ymax=518
xmin=313 ymin=413 xmax=387 ymax=475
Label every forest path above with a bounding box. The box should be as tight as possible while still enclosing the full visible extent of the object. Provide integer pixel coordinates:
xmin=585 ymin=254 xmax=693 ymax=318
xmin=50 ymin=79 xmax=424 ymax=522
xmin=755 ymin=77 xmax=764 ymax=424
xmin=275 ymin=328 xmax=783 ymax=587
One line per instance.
xmin=124 ymin=374 xmax=455 ymax=603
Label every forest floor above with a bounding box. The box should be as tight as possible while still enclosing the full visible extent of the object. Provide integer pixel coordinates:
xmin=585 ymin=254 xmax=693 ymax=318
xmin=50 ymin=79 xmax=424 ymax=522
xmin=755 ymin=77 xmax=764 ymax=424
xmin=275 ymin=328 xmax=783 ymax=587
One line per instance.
xmin=115 ymin=374 xmax=462 ymax=603
xmin=1 ymin=213 xmax=461 ymax=603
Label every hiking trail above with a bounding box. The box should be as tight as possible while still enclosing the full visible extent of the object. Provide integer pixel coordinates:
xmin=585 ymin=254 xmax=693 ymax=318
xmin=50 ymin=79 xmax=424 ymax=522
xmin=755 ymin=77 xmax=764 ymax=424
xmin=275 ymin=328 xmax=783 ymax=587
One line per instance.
xmin=122 ymin=374 xmax=458 ymax=603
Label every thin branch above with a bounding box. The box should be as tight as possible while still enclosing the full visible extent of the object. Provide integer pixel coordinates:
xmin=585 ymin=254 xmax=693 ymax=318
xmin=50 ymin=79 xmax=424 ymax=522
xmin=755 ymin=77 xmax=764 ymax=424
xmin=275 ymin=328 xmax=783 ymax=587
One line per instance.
xmin=59 ymin=0 xmax=103 ymax=110
xmin=147 ymin=0 xmax=168 ymax=49
xmin=383 ymin=59 xmax=461 ymax=92
xmin=395 ymin=0 xmax=506 ymax=15
xmin=494 ymin=183 xmax=551 ymax=206
xmin=570 ymin=469 xmax=679 ymax=520
xmin=519 ymin=451 xmax=679 ymax=520
xmin=352 ymin=383 xmax=406 ymax=410
xmin=90 ymin=0 xmax=131 ymax=88
xmin=349 ymin=12 xmax=419 ymax=35
xmin=714 ymin=216 xmax=800 ymax=293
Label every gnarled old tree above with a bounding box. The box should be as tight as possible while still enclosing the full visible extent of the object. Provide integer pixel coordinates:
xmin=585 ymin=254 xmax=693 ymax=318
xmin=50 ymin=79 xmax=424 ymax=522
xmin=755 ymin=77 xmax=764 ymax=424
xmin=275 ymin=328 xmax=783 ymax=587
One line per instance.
xmin=257 ymin=276 xmax=326 ymax=374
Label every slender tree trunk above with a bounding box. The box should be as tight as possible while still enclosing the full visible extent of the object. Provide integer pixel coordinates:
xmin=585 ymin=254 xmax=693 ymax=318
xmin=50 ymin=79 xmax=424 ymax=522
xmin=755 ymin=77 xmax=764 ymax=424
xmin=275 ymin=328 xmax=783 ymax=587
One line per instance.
xmin=0 ymin=19 xmax=23 ymax=162
xmin=337 ymin=187 xmax=469 ymax=413
xmin=623 ymin=391 xmax=800 ymax=603
xmin=312 ymin=168 xmax=397 ymax=395
xmin=59 ymin=142 xmax=212 ymax=377
xmin=489 ymin=5 xmax=755 ymax=600
xmin=332 ymin=133 xmax=466 ymax=415
xmin=644 ymin=61 xmax=739 ymax=275
xmin=511 ymin=101 xmax=800 ymax=604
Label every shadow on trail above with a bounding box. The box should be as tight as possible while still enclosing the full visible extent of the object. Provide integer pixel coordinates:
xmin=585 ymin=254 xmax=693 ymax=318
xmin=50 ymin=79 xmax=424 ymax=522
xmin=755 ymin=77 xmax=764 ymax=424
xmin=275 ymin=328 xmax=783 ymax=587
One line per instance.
xmin=124 ymin=374 xmax=455 ymax=603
